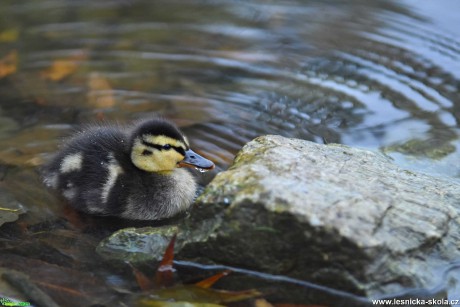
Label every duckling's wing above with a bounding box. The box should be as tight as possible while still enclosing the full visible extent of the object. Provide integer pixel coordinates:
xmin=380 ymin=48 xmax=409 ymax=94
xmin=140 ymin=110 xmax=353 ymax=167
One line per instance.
xmin=41 ymin=125 xmax=130 ymax=215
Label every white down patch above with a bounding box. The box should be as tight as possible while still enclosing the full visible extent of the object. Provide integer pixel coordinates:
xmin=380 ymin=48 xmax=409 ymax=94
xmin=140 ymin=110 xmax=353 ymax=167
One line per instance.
xmin=60 ymin=152 xmax=83 ymax=173
xmin=101 ymin=153 xmax=124 ymax=203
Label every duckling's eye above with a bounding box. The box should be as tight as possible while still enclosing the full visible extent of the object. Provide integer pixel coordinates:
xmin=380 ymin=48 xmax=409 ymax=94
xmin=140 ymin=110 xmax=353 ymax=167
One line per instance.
xmin=142 ymin=149 xmax=152 ymax=156
xmin=162 ymin=144 xmax=171 ymax=150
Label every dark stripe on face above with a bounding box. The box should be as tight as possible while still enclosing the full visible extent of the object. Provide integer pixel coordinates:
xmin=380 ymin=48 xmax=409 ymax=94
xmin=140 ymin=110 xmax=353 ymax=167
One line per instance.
xmin=141 ymin=139 xmax=186 ymax=156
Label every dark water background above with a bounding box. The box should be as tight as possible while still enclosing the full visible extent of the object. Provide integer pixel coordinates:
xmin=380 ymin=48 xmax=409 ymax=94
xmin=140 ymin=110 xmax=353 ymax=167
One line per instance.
xmin=0 ymin=0 xmax=459 ymax=306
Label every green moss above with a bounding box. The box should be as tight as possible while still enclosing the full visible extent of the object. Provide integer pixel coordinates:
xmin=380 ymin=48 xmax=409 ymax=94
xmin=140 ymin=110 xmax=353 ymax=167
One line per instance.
xmin=253 ymin=226 xmax=279 ymax=234
xmin=96 ymin=225 xmax=178 ymax=262
xmin=384 ymin=139 xmax=455 ymax=160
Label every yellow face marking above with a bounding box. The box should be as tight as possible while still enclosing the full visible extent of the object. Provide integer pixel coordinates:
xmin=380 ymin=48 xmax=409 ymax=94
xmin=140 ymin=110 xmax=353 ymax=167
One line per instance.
xmin=131 ymin=135 xmax=187 ymax=172
xmin=143 ymin=135 xmax=187 ymax=150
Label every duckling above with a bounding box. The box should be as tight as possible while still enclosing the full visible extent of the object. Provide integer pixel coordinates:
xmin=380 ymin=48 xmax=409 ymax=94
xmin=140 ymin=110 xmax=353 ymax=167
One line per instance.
xmin=41 ymin=118 xmax=214 ymax=220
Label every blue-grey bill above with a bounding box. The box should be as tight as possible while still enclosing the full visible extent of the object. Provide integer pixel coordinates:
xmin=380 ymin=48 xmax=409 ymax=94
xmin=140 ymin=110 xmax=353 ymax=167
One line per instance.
xmin=179 ymin=149 xmax=215 ymax=170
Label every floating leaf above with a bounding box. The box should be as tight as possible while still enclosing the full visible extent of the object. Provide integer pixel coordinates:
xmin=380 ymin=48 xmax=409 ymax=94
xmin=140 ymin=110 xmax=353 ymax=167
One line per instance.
xmin=0 ymin=50 xmax=18 ymax=79
xmin=87 ymin=72 xmax=115 ymax=108
xmin=40 ymin=53 xmax=86 ymax=81
xmin=41 ymin=59 xmax=76 ymax=81
xmin=0 ymin=29 xmax=19 ymax=42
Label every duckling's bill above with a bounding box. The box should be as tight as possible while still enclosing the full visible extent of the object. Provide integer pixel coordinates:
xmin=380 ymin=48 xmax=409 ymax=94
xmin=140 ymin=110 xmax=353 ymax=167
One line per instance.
xmin=178 ymin=149 xmax=214 ymax=170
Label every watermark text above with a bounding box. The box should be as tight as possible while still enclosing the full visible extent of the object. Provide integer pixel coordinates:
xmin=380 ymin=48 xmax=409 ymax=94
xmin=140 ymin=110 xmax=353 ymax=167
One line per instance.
xmin=372 ymin=298 xmax=460 ymax=306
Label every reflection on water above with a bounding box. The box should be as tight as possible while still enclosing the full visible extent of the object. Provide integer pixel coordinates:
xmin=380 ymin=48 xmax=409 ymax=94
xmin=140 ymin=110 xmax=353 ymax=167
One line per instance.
xmin=0 ymin=0 xmax=459 ymax=304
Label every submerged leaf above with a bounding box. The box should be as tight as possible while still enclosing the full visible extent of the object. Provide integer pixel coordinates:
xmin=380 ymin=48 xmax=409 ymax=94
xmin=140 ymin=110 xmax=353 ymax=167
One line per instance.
xmin=138 ymin=285 xmax=261 ymax=304
xmin=130 ymin=263 xmax=154 ymax=291
xmin=130 ymin=235 xmax=260 ymax=304
xmin=195 ymin=270 xmax=231 ymax=289
xmin=0 ymin=50 xmax=18 ymax=78
xmin=155 ymin=234 xmax=177 ymax=288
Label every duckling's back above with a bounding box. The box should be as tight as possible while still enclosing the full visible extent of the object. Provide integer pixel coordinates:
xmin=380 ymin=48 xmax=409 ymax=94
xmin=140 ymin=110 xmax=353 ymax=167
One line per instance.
xmin=42 ymin=126 xmax=131 ymax=216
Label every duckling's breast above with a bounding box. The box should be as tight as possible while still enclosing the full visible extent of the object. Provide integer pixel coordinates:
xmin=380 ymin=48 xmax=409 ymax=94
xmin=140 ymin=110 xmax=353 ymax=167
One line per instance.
xmin=120 ymin=168 xmax=197 ymax=220
xmin=168 ymin=168 xmax=198 ymax=211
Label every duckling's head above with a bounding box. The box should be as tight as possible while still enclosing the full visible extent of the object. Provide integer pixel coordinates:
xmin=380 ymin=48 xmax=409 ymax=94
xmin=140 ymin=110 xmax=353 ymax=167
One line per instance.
xmin=130 ymin=119 xmax=214 ymax=173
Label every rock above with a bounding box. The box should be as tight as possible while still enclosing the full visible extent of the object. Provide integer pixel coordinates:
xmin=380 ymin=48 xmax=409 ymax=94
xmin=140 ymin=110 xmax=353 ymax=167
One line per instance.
xmin=0 ymin=188 xmax=26 ymax=228
xmin=97 ymin=225 xmax=179 ymax=262
xmin=182 ymin=135 xmax=460 ymax=298
xmin=97 ymin=135 xmax=460 ymax=300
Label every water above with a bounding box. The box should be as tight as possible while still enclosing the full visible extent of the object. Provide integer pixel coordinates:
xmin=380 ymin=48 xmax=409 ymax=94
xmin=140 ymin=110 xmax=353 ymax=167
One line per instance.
xmin=0 ymin=0 xmax=459 ymax=305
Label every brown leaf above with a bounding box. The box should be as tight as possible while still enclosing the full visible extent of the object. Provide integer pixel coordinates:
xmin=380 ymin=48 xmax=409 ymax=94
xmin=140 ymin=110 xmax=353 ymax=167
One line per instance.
xmin=87 ymin=72 xmax=115 ymax=108
xmin=133 ymin=234 xmax=261 ymax=304
xmin=40 ymin=53 xmax=86 ymax=81
xmin=0 ymin=50 xmax=18 ymax=78
xmin=131 ymin=236 xmax=233 ymax=293
xmin=154 ymin=234 xmax=176 ymax=288
xmin=130 ymin=263 xmax=154 ymax=291
xmin=195 ymin=270 xmax=231 ymax=289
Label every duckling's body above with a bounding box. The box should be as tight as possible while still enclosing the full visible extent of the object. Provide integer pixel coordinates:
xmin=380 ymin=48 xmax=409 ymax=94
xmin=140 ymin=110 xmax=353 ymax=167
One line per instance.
xmin=42 ymin=119 xmax=214 ymax=220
